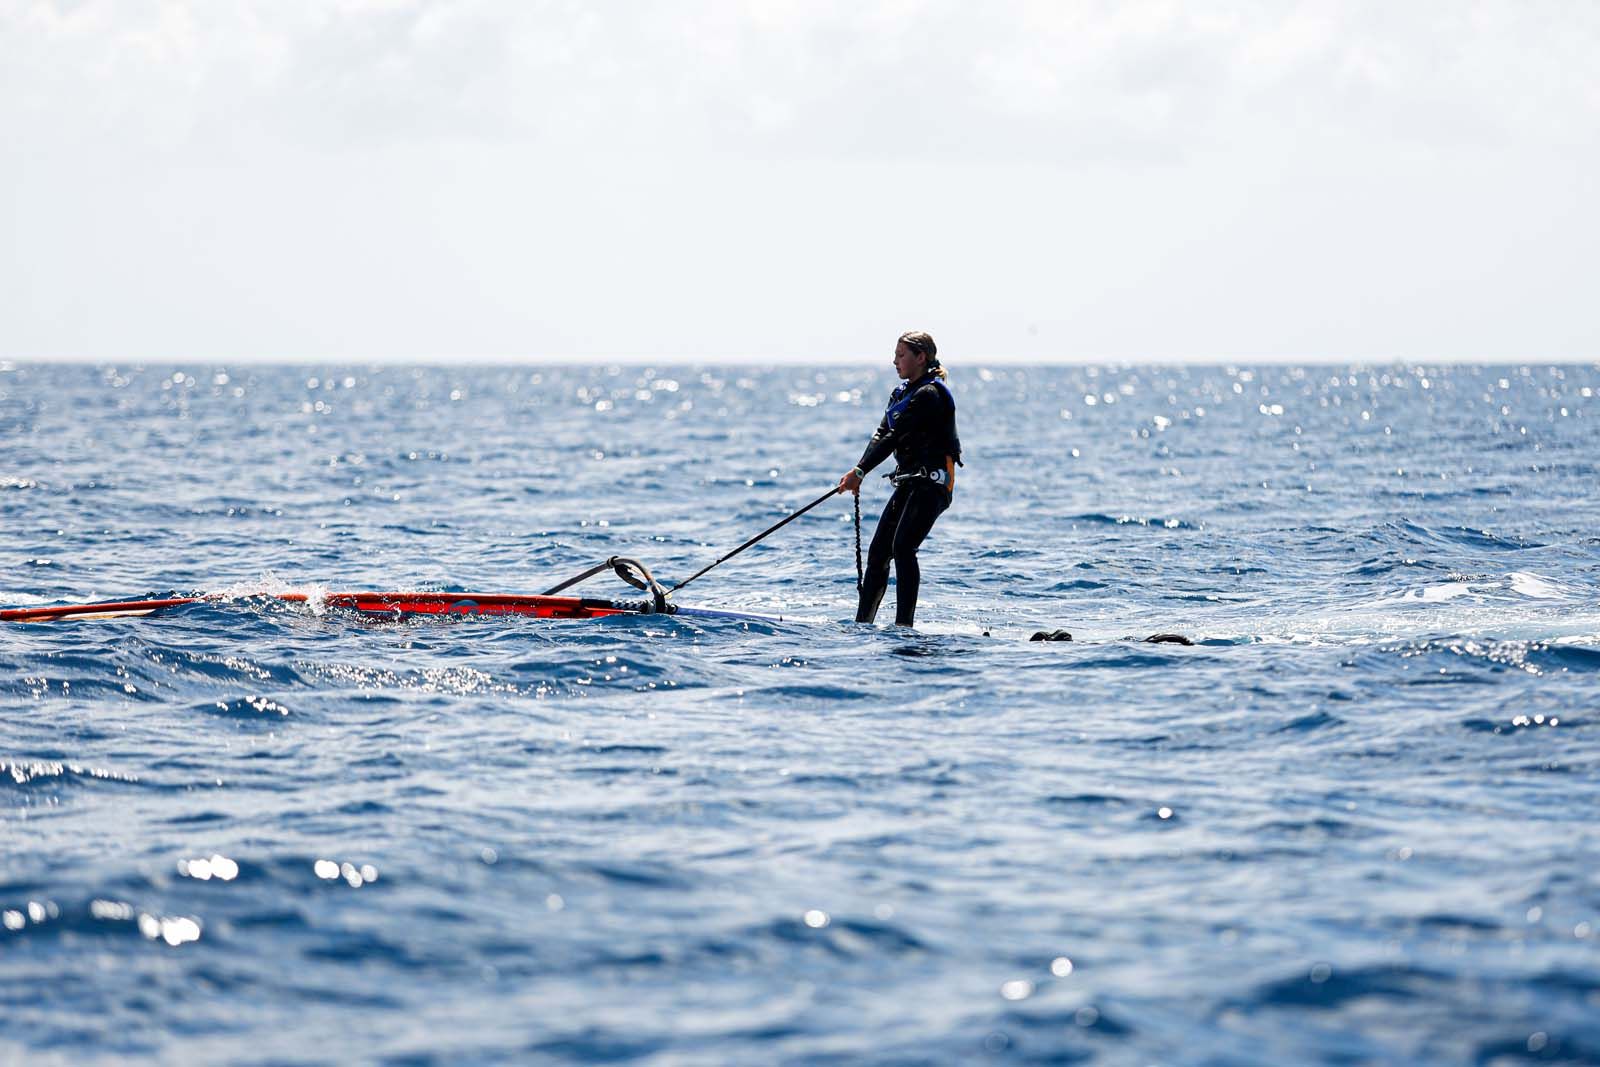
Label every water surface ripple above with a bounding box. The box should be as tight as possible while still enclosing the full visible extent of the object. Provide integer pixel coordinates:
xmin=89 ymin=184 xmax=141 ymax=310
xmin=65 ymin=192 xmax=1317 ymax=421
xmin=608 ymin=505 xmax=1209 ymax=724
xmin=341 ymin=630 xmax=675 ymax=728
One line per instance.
xmin=3 ymin=362 xmax=1599 ymax=1065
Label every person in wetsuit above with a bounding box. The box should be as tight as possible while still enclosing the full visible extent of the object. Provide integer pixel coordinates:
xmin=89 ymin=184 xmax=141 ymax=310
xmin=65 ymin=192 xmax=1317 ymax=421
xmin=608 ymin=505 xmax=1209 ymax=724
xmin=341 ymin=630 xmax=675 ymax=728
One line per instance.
xmin=838 ymin=331 xmax=963 ymax=627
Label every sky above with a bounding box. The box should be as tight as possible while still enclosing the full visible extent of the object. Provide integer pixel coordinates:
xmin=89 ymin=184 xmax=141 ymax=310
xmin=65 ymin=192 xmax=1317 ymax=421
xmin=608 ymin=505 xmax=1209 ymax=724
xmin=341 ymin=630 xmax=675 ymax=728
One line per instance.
xmin=2 ymin=0 xmax=1596 ymax=363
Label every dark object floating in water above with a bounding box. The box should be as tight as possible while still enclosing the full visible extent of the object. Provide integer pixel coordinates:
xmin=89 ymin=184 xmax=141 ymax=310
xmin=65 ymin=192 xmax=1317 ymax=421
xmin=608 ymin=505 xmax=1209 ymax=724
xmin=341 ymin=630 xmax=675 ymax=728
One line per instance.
xmin=1029 ymin=629 xmax=1195 ymax=645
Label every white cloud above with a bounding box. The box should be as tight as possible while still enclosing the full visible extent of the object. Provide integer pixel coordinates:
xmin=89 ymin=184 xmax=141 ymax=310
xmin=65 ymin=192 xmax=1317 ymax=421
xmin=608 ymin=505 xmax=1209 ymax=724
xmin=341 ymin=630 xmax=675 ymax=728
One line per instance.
xmin=8 ymin=1 xmax=1597 ymax=157
xmin=1 ymin=0 xmax=1596 ymax=360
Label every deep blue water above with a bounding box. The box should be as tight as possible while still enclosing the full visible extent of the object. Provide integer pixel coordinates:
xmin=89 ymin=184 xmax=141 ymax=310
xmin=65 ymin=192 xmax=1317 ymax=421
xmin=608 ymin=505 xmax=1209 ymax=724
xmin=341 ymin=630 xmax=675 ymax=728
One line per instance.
xmin=3 ymin=361 xmax=1598 ymax=1066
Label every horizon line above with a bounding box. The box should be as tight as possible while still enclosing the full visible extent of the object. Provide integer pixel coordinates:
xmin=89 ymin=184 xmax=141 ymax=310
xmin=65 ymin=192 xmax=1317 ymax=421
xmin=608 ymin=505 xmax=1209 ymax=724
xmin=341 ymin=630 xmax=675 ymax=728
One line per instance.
xmin=5 ymin=354 xmax=1598 ymax=369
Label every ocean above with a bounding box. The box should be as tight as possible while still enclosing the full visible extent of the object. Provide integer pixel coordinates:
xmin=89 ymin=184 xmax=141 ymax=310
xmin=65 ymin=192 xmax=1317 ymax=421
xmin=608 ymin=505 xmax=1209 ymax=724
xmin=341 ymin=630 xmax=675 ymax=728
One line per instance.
xmin=3 ymin=361 xmax=1597 ymax=1065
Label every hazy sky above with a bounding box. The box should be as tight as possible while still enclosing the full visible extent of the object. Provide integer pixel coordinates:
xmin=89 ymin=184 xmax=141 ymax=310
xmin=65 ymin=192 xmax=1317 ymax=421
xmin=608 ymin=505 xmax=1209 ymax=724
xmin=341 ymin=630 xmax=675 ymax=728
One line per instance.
xmin=3 ymin=0 xmax=1596 ymax=363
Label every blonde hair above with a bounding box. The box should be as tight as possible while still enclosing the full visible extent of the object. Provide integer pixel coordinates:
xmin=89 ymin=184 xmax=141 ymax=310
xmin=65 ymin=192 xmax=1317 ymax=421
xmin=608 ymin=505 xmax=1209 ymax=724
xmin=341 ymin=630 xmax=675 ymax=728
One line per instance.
xmin=898 ymin=331 xmax=946 ymax=380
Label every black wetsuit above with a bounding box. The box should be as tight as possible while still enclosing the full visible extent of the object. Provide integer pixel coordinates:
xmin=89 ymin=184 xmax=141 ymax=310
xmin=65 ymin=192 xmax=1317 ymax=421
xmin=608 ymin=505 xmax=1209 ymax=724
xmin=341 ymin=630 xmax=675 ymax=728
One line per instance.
xmin=854 ymin=374 xmax=963 ymax=626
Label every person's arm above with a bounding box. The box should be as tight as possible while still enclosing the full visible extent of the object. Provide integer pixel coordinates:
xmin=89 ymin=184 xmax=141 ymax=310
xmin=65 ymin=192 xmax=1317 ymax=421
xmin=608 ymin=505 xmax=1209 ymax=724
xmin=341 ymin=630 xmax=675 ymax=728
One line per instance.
xmin=840 ymin=407 xmax=893 ymax=494
xmin=855 ymin=415 xmax=896 ymax=476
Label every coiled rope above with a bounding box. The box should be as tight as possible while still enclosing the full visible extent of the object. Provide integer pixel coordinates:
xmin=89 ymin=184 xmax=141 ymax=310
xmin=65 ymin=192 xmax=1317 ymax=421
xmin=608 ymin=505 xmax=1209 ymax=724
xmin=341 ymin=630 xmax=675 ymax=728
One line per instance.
xmin=854 ymin=491 xmax=863 ymax=594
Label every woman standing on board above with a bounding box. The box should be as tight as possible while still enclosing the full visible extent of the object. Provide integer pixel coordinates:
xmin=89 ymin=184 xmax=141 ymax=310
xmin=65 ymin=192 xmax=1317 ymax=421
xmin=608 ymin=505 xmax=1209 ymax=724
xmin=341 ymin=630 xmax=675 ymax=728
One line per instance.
xmin=838 ymin=331 xmax=963 ymax=627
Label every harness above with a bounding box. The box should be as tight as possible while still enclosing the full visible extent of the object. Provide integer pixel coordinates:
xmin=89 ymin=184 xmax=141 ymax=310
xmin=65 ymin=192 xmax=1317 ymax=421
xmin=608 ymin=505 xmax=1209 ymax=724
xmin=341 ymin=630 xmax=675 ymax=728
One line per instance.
xmin=888 ymin=461 xmax=955 ymax=489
